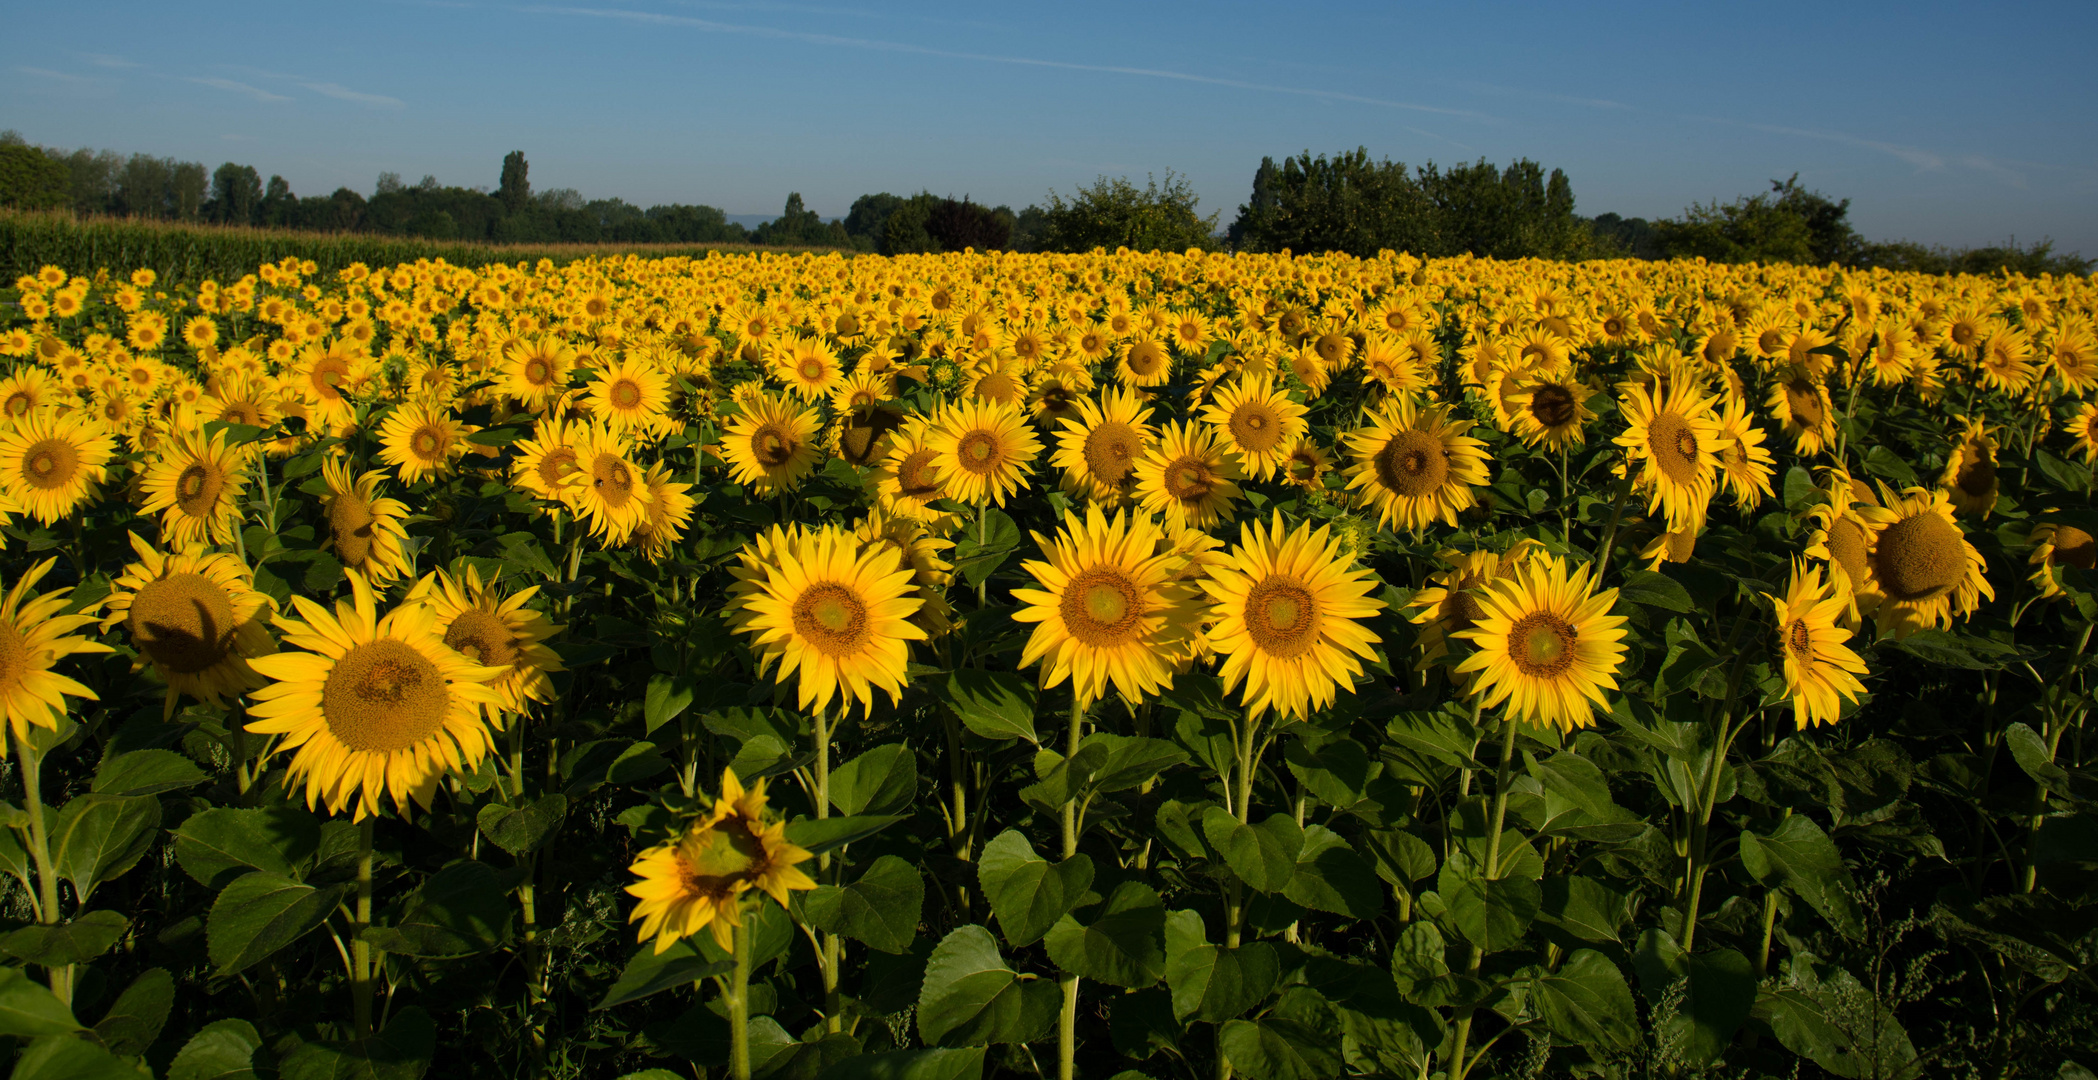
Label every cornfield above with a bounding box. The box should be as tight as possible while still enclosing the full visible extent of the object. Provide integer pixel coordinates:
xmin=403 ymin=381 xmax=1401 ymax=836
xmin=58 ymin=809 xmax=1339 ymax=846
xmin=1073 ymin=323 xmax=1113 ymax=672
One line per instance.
xmin=0 ymin=248 xmax=2094 ymax=1080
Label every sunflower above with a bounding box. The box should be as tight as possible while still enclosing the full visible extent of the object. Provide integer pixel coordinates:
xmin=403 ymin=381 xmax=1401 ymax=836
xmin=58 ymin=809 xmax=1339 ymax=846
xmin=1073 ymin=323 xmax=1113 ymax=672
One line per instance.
xmin=1199 ymin=376 xmax=1307 ymax=481
xmin=1767 ymin=560 xmax=1870 ymax=728
xmin=2028 ymin=522 xmax=2096 ymax=599
xmin=1766 ymin=368 xmax=1836 ymax=455
xmin=2073 ymin=402 xmax=2098 ymax=464
xmin=291 ymin=343 xmax=366 ymax=429
xmin=565 ymin=427 xmax=653 ymax=544
xmin=0 ymin=410 xmax=115 ymax=525
xmin=1858 ymin=486 xmax=1995 ymax=639
xmin=1506 ymin=374 xmax=1597 ymax=451
xmin=102 ymin=534 xmax=275 ymax=717
xmin=585 ymin=355 xmax=671 ymax=436
xmin=1713 ymin=397 xmax=1775 ymax=508
xmin=1199 ymin=514 xmax=1383 ymax=720
xmin=500 ymin=336 xmax=575 ymax=410
xmin=2045 ymin=321 xmax=2097 ymax=392
xmin=1343 ymin=396 xmax=1492 ymax=531
xmin=626 ymin=768 xmax=816 ymax=954
xmin=377 ymin=401 xmax=463 ymax=486
xmin=1052 ymin=387 xmax=1155 ymax=505
xmin=0 ymin=559 xmax=113 ymax=749
xmin=1405 ymin=541 xmax=1544 ymax=678
xmin=1453 ymin=554 xmax=1628 ymax=732
xmin=1133 ymin=421 xmax=1244 ymax=530
xmin=721 ymin=391 xmax=822 ymax=496
xmin=634 ymin=461 xmax=697 ymax=563
xmin=319 ymin=457 xmax=414 ymax=585
xmin=1615 ymin=378 xmax=1723 ymax=531
xmin=1939 ymin=419 xmax=1999 ymax=518
xmin=138 ymin=427 xmax=250 ymax=547
xmin=1976 ymin=326 xmax=2036 ymax=394
xmin=245 ymin=574 xmax=505 ymax=820
xmin=1011 ymin=505 xmax=1198 ymax=709
xmin=870 ymin=416 xmax=951 ymax=523
xmin=829 ymin=369 xmax=892 ymax=417
xmin=853 ymin=508 xmax=957 ymax=639
xmin=929 ymin=399 xmax=1040 ymax=508
xmin=774 ymin=335 xmax=843 ymax=402
xmin=406 ymin=563 xmax=564 ymax=715
xmin=1118 ymin=338 xmax=1174 ymax=388
xmin=1282 ymin=437 xmax=1332 ymax=490
xmin=731 ymin=525 xmax=925 ymax=715
xmin=510 ymin=416 xmax=587 ymax=507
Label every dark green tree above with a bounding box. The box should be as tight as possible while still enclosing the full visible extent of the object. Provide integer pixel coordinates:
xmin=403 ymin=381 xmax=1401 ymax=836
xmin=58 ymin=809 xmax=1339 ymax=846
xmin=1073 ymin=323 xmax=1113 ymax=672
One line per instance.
xmin=1033 ymin=172 xmax=1219 ymax=253
xmin=0 ymin=142 xmax=70 ymax=211
xmin=499 ymin=151 xmax=530 ymax=214
xmin=207 ymin=163 xmax=263 ymax=225
xmin=1654 ymin=175 xmax=1859 ymax=265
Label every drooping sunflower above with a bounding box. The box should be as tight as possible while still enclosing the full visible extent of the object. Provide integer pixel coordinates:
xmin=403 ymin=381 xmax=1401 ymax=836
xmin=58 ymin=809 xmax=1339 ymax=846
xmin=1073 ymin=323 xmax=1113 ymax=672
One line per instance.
xmin=1200 ymin=514 xmax=1384 ymax=720
xmin=1506 ymin=374 xmax=1597 ymax=451
xmin=1938 ymin=418 xmax=1999 ymax=518
xmin=138 ymin=427 xmax=250 ymax=547
xmin=1859 ymin=487 xmax=1994 ymax=638
xmin=511 ymin=416 xmax=586 ymax=507
xmin=929 ymin=398 xmax=1040 ymax=508
xmin=245 ymin=573 xmax=506 ymax=820
xmin=0 ymin=410 xmax=115 ymax=525
xmin=0 ymin=558 xmax=114 ymax=748
xmin=731 ymin=525 xmax=926 ymax=715
xmin=1343 ymin=396 xmax=1492 ymax=531
xmin=1453 ymin=554 xmax=1629 ymax=732
xmin=500 ymin=336 xmax=575 ymax=411
xmin=1767 ymin=560 xmax=1870 ymax=728
xmin=377 ymin=400 xmax=464 ymax=486
xmin=565 ymin=427 xmax=654 ymax=544
xmin=1052 ymin=387 xmax=1156 ymax=505
xmin=1614 ymin=378 xmax=1723 ymax=532
xmin=625 ymin=768 xmax=816 ymax=954
xmin=633 ymin=461 xmax=697 ymax=563
xmin=1766 ymin=368 xmax=1836 ymax=455
xmin=102 ymin=534 xmax=275 ymax=717
xmin=1199 ymin=376 xmax=1307 ymax=481
xmin=721 ymin=391 xmax=823 ymax=496
xmin=319 ymin=457 xmax=414 ymax=585
xmin=2028 ymin=522 xmax=2095 ymax=599
xmin=870 ymin=416 xmax=951 ymax=523
xmin=406 ymin=563 xmax=564 ymax=715
xmin=1405 ymin=540 xmax=1544 ymax=678
xmin=585 ymin=355 xmax=672 ymax=436
xmin=1133 ymin=421 xmax=1244 ymax=531
xmin=1011 ymin=505 xmax=1199 ymax=710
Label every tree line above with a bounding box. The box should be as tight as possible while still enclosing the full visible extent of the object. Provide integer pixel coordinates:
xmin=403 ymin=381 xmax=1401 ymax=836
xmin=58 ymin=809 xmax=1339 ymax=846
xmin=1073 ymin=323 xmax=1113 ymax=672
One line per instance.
xmin=0 ymin=132 xmax=2085 ymax=273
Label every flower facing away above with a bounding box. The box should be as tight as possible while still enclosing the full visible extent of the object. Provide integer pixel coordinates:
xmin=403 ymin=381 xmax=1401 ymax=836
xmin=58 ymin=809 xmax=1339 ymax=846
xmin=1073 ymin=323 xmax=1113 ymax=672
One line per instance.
xmin=626 ymin=768 xmax=816 ymax=954
xmin=0 ymin=559 xmax=113 ymax=748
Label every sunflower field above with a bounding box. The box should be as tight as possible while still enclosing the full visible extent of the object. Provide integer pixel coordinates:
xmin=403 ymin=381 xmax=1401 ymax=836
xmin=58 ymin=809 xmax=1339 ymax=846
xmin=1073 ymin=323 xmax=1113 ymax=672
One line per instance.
xmin=0 ymin=249 xmax=2094 ymax=1080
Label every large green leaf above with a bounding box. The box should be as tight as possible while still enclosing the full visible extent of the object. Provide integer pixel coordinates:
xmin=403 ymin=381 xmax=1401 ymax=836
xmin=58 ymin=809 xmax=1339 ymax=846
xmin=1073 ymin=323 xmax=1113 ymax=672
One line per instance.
xmin=830 ymin=742 xmax=919 ymax=816
xmin=1284 ymin=737 xmax=1370 ymax=807
xmin=1527 ymin=949 xmax=1639 ymax=1051
xmin=594 ymin=937 xmax=734 ymax=1010
xmin=1537 ymin=875 xmax=1627 ymax=944
xmin=277 ymin=1005 xmax=434 ymax=1080
xmin=92 ymin=748 xmax=206 ymax=796
xmin=1633 ymin=930 xmax=1754 ymax=1065
xmin=0 ymin=964 xmax=81 ymax=1037
xmin=1440 ymin=861 xmax=1540 ymax=953
xmin=476 ymin=793 xmax=569 ymax=858
xmin=803 ymin=854 xmax=924 ymax=954
xmin=10 ymin=1035 xmax=140 ymax=1080
xmin=1218 ymin=1018 xmax=1342 ymax=1080
xmin=173 ymin=804 xmax=321 ymax=890
xmin=1201 ymin=808 xmax=1300 ymax=893
xmin=1281 ymin=825 xmax=1382 ymax=919
xmin=0 ymin=909 xmax=129 ymax=967
xmin=1754 ymin=957 xmax=1920 ymax=1080
xmin=168 ymin=1018 xmax=264 ymax=1080
xmin=92 ymin=966 xmax=173 ymax=1056
xmin=785 ymin=814 xmax=908 ymax=857
xmin=1739 ymin=815 xmax=1865 ymax=938
xmin=51 ymin=793 xmax=161 ymax=903
xmin=819 ymin=1047 xmax=985 ymax=1080
xmin=937 ymin=669 xmax=1037 ymax=743
xmin=1044 ymin=880 xmax=1166 ymax=988
xmin=976 ymin=829 xmax=1093 ymax=948
xmin=207 ymin=871 xmax=351 ymax=977
xmin=1164 ymin=910 xmax=1278 ymax=1023
xmin=915 ymin=925 xmax=1058 ymax=1047
xmin=360 ymin=860 xmax=513 ymax=958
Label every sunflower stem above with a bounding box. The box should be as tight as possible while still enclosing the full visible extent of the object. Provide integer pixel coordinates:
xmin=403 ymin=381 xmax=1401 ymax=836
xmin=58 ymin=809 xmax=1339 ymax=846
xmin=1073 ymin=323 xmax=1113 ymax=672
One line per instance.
xmin=1448 ymin=717 xmax=1518 ymax=1080
xmin=813 ymin=705 xmax=843 ymax=1033
xmin=1058 ymin=693 xmax=1086 ymax=1080
xmin=1591 ymin=472 xmax=1634 ymax=580
xmin=729 ymin=908 xmax=754 ymax=1080
xmin=13 ymin=736 xmax=70 ymax=1006
xmin=353 ymin=816 xmax=376 ymax=1039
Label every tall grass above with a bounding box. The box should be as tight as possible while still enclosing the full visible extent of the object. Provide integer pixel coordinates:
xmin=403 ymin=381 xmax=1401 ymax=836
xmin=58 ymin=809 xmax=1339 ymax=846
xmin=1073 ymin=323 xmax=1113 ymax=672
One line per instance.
xmin=0 ymin=211 xmax=825 ymax=285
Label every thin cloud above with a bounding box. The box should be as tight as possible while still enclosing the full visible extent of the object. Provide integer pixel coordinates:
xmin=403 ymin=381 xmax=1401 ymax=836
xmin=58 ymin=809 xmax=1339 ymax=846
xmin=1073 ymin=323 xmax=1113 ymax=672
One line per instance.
xmin=17 ymin=66 xmax=102 ymax=85
xmin=1734 ymin=121 xmax=1945 ymax=172
xmin=300 ymin=81 xmax=406 ymax=107
xmin=1959 ymin=155 xmax=2028 ymax=190
xmin=188 ymin=76 xmax=293 ymax=103
xmin=531 ymin=5 xmax=1490 ymax=121
xmin=79 ymin=52 xmax=140 ymax=69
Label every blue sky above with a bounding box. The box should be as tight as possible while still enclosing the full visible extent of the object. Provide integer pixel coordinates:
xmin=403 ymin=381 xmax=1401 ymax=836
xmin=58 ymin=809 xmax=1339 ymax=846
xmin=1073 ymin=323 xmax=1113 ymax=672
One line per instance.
xmin=6 ymin=0 xmax=2095 ymax=253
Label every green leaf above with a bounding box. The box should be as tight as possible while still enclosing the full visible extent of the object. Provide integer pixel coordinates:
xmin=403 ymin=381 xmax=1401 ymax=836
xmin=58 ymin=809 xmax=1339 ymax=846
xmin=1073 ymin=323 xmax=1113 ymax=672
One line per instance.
xmin=1620 ymin=570 xmax=1694 ymax=612
xmin=1528 ymin=949 xmax=1639 ymax=1051
xmin=1889 ymin=628 xmax=2022 ymax=671
xmin=1044 ymin=880 xmax=1167 ymax=988
xmin=207 ymin=871 xmax=351 ymax=977
xmin=1218 ymin=1017 xmax=1343 ymax=1080
xmin=1284 ymin=738 xmax=1370 ymax=806
xmin=51 ymin=793 xmax=161 ymax=903
xmin=785 ymin=814 xmax=907 ymax=858
xmin=1282 ymin=825 xmax=1382 ymax=919
xmin=830 ymin=743 xmax=919 ymax=816
xmin=465 ymin=426 xmax=521 ymax=446
xmin=10 ymin=1034 xmax=140 ymax=1080
xmin=937 ymin=668 xmax=1038 ymax=743
xmin=1782 ymin=466 xmax=1817 ymax=511
xmin=1017 ymin=742 xmax=1108 ymax=812
xmin=1164 ymin=909 xmax=1279 ymax=1023
xmin=1739 ymin=815 xmax=1865 ymax=938
xmin=93 ymin=966 xmax=173 ymax=1056
xmin=1440 ymin=860 xmax=1541 ymax=953
xmin=1755 ymin=958 xmax=1919 ymax=1079
xmin=169 ymin=1018 xmax=264 ymax=1080
xmin=0 ymin=910 xmax=129 ymax=967
xmin=1081 ymin=734 xmax=1188 ymax=794
xmin=477 ymin=793 xmax=569 ymax=858
xmin=594 ymin=937 xmax=734 ymax=1010
xmin=1863 ymin=445 xmax=1918 ymax=489
xmin=1526 ymin=751 xmax=1636 ymax=825
xmin=976 ymin=829 xmax=1093 ymax=948
xmin=818 ymin=1047 xmax=985 ymax=1080
xmin=175 ymin=804 xmax=321 ymax=890
xmin=803 ymin=854 xmax=924 ymax=954
xmin=953 ymin=508 xmax=1020 ymax=588
xmin=1537 ymin=876 xmax=1627 ymax=944
xmin=1387 ymin=921 xmax=1449 ymax=996
xmin=0 ymin=964 xmax=81 ymax=1037
xmin=2006 ymin=722 xmax=2078 ymax=799
xmin=1202 ymin=809 xmax=1300 ymax=894
xmin=643 ymin=674 xmax=694 ymax=734
xmin=277 ymin=1005 xmax=435 ymax=1080
xmin=1153 ymin=799 xmax=1211 ymax=862
xmin=92 ymin=748 xmax=206 ymax=796
xmin=1633 ymin=930 xmax=1754 ymax=1066
xmin=361 ymin=860 xmax=513 ymax=958
xmin=915 ymin=924 xmax=1058 ymax=1047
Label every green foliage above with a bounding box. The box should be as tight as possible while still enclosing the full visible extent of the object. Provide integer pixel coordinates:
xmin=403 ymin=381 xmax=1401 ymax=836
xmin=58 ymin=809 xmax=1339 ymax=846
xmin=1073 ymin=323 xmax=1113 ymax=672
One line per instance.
xmin=1032 ymin=171 xmax=1220 ymax=253
xmin=0 ymin=145 xmax=70 ymax=211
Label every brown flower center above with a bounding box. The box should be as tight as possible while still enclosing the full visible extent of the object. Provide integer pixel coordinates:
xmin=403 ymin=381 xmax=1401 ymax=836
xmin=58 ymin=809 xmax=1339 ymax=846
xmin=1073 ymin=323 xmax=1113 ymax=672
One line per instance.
xmin=894 ymin=448 xmax=942 ymax=503
xmin=1161 ymin=456 xmax=1217 ymax=503
xmin=592 ymin=453 xmax=635 ymax=507
xmin=445 ymin=608 xmax=520 ymax=669
xmin=322 ymin=639 xmax=450 ymax=753
xmin=1873 ymin=512 xmax=1966 ymax=603
xmin=610 ymin=379 xmax=643 ymax=410
xmin=128 ymin=573 xmax=238 ymax=674
xmin=176 ymin=461 xmax=226 ymax=519
xmin=21 ymin=438 xmax=80 ymax=491
xmin=1229 ymin=401 xmax=1284 ymax=453
xmin=1373 ymin=429 xmax=1448 ymax=499
xmin=1528 ymin=384 xmax=1577 ymax=429
xmin=791 ymin=582 xmax=868 ymax=656
xmin=1786 ymin=619 xmax=1814 ymax=662
xmin=954 ymin=431 xmax=1004 ymax=476
xmin=1508 ymin=611 xmax=1577 ymax=678
xmin=1244 ymin=577 xmax=1319 ymax=659
xmin=328 ymin=492 xmax=378 ymax=568
xmin=750 ymin=423 xmax=798 ymax=468
xmin=1059 ymin=567 xmax=1143 ymax=648
xmin=1953 ymin=444 xmax=1996 ymax=497
xmin=1082 ymin=421 xmax=1141 ymax=486
xmin=2051 ymin=526 xmax=2096 ymax=569
xmin=1646 ymin=411 xmax=1701 ymax=485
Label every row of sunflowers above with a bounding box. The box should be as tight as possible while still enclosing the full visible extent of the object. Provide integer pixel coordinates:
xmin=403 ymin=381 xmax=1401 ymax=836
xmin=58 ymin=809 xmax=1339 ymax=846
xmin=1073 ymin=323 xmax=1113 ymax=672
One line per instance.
xmin=0 ymin=248 xmax=2093 ymax=1080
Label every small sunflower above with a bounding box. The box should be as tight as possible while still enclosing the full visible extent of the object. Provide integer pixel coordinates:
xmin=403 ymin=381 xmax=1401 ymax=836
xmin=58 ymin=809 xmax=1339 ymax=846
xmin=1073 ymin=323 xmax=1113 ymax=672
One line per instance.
xmin=406 ymin=563 xmax=565 ymax=715
xmin=722 ymin=390 xmax=823 ymax=496
xmin=102 ymin=534 xmax=276 ymax=717
xmin=1117 ymin=338 xmax=1173 ymax=388
xmin=1200 ymin=514 xmax=1384 ymax=720
xmin=2073 ymin=402 xmax=2098 ymax=464
xmin=1713 ymin=397 xmax=1776 ymax=509
xmin=773 ymin=335 xmax=842 ymax=402
xmin=929 ymin=399 xmax=1040 ymax=508
xmin=1506 ymin=374 xmax=1597 ymax=451
xmin=1281 ymin=436 xmax=1332 ymax=490
xmin=1766 ymin=368 xmax=1836 ymax=456
xmin=1052 ymin=387 xmax=1156 ymax=505
xmin=1199 ymin=375 xmax=1307 ymax=481
xmin=0 ymin=559 xmax=113 ymax=749
xmin=1133 ymin=421 xmax=1244 ymax=531
xmin=730 ymin=525 xmax=926 ymax=715
xmin=320 ymin=457 xmax=414 ymax=585
xmin=511 ymin=416 xmax=586 ymax=507
xmin=377 ymin=400 xmax=464 ymax=486
xmin=625 ymin=768 xmax=816 ymax=954
xmin=1939 ymin=419 xmax=1999 ymax=518
xmin=1454 ymin=554 xmax=1628 ymax=732
xmin=871 ymin=416 xmax=951 ymax=523
xmin=1858 ymin=486 xmax=1995 ymax=639
xmin=138 ymin=427 xmax=250 ymax=547
xmin=500 ymin=336 xmax=575 ymax=411
xmin=1768 ymin=560 xmax=1870 ymax=729
xmin=1011 ymin=505 xmax=1200 ymax=710
xmin=1615 ymin=378 xmax=1723 ymax=532
xmin=1405 ymin=541 xmax=1544 ymax=678
xmin=585 ymin=355 xmax=672 ymax=436
xmin=2028 ymin=522 xmax=2095 ymax=599
xmin=633 ymin=461 xmax=697 ymax=563
xmin=564 ymin=427 xmax=653 ymax=544
xmin=1343 ymin=396 xmax=1492 ymax=531
xmin=0 ymin=410 xmax=116 ymax=525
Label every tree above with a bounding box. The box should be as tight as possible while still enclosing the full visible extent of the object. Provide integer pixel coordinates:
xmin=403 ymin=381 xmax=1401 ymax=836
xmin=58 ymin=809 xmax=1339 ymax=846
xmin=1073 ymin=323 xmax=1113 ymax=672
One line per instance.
xmin=927 ymin=197 xmax=1014 ymax=252
xmin=208 ymin=163 xmax=264 ymax=225
xmin=376 ymin=171 xmax=403 ymax=195
xmin=499 ymin=151 xmax=530 ymax=214
xmin=261 ymin=175 xmax=295 ymax=225
xmin=1033 ymin=172 xmax=1219 ymax=254
xmin=1227 ymin=148 xmax=1432 ymax=256
xmin=170 ymin=161 xmax=208 ymax=221
xmin=0 ymin=143 xmax=70 ymax=210
xmin=1654 ymin=175 xmax=1860 ymax=265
